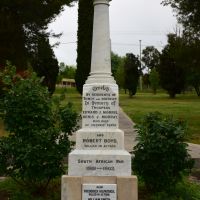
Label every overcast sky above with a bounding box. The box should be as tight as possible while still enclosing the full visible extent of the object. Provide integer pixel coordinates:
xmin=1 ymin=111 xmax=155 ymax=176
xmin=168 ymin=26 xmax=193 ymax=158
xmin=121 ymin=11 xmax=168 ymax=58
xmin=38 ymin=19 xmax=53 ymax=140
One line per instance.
xmin=48 ymin=0 xmax=177 ymax=66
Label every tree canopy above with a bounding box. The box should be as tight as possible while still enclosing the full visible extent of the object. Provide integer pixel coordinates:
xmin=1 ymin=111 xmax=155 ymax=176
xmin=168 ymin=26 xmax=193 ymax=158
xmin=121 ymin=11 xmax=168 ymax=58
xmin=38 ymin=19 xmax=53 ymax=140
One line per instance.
xmin=158 ymin=34 xmax=187 ymax=98
xmin=142 ymin=46 xmax=160 ymax=73
xmin=162 ymin=0 xmax=200 ymax=35
xmin=124 ymin=53 xmax=140 ymax=97
xmin=75 ymin=0 xmax=93 ymax=94
xmin=0 ymin=0 xmax=76 ymax=93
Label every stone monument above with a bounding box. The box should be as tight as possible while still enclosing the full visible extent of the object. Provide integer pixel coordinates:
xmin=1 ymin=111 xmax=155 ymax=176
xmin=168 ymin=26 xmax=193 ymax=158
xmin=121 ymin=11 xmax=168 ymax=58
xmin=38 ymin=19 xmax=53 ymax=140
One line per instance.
xmin=62 ymin=0 xmax=138 ymax=199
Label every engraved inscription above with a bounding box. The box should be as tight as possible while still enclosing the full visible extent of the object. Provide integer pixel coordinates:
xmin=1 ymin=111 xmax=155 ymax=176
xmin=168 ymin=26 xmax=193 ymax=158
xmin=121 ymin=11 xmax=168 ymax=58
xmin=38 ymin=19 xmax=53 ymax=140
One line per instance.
xmin=76 ymin=158 xmax=125 ymax=173
xmin=82 ymin=85 xmax=118 ymax=129
xmin=82 ymin=184 xmax=117 ymax=200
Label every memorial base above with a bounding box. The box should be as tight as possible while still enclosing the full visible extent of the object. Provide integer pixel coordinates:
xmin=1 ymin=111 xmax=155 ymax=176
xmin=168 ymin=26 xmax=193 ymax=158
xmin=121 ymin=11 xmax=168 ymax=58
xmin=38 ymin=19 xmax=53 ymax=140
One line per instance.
xmin=68 ymin=149 xmax=131 ymax=176
xmin=62 ymin=175 xmax=138 ymax=200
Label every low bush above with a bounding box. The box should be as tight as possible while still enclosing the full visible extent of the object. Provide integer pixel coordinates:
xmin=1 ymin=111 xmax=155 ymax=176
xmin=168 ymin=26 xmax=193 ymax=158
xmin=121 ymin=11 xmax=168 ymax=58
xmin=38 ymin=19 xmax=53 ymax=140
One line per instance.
xmin=132 ymin=112 xmax=193 ymax=192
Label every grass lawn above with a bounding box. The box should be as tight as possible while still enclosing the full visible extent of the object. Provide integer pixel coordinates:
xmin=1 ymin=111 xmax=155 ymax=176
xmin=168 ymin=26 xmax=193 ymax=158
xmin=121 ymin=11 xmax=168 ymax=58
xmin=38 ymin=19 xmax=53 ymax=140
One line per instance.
xmin=54 ymin=87 xmax=82 ymax=112
xmin=56 ymin=87 xmax=200 ymax=144
xmin=119 ymin=91 xmax=200 ymax=144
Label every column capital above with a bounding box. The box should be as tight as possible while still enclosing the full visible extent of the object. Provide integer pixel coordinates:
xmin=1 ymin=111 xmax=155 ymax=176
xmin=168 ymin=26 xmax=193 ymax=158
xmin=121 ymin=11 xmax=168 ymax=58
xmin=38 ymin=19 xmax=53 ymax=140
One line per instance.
xmin=93 ymin=0 xmax=111 ymax=6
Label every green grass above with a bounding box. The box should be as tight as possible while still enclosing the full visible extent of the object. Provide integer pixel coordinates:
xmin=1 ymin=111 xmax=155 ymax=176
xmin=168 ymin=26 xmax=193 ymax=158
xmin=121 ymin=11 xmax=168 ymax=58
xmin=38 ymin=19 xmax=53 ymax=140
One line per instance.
xmin=54 ymin=87 xmax=82 ymax=112
xmin=119 ymin=91 xmax=200 ymax=144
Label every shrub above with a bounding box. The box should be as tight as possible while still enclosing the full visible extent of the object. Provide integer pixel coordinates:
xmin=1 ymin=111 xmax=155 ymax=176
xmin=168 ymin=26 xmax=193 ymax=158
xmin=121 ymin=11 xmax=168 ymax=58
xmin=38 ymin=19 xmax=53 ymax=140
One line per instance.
xmin=132 ymin=112 xmax=193 ymax=192
xmin=0 ymin=67 xmax=78 ymax=195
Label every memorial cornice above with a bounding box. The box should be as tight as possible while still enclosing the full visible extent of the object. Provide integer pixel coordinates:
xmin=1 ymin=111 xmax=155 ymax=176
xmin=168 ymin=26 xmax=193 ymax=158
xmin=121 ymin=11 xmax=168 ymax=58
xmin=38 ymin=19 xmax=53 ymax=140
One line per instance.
xmin=93 ymin=0 xmax=111 ymax=6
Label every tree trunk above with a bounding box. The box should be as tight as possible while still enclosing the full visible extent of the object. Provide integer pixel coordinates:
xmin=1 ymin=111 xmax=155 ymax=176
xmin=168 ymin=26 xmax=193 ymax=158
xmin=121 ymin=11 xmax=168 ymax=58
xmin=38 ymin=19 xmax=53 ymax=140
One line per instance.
xmin=169 ymin=92 xmax=176 ymax=98
xmin=194 ymin=85 xmax=200 ymax=97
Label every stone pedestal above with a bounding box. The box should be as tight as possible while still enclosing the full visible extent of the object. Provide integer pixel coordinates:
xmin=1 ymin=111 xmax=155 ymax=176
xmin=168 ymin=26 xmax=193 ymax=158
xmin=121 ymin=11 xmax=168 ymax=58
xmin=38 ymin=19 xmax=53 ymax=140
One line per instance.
xmin=61 ymin=0 xmax=138 ymax=199
xmin=62 ymin=176 xmax=138 ymax=200
xmin=68 ymin=83 xmax=132 ymax=177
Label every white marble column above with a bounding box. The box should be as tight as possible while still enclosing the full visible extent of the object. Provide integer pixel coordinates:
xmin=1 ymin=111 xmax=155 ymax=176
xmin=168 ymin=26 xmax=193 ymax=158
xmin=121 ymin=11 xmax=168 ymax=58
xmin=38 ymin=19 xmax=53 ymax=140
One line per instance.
xmin=86 ymin=0 xmax=115 ymax=84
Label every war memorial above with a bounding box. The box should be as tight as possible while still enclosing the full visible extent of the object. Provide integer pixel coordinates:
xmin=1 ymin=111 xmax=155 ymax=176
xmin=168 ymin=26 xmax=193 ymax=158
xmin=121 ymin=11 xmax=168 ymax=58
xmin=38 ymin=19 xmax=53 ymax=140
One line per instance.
xmin=62 ymin=0 xmax=138 ymax=199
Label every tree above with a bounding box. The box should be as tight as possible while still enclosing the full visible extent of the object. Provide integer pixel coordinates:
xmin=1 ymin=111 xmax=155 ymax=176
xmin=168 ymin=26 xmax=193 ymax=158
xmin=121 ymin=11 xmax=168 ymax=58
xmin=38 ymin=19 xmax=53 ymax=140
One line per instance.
xmin=158 ymin=34 xmax=187 ymax=98
xmin=162 ymin=0 xmax=200 ymax=96
xmin=124 ymin=53 xmax=140 ymax=97
xmin=142 ymin=46 xmax=160 ymax=73
xmin=75 ymin=0 xmax=93 ymax=94
xmin=111 ymin=52 xmax=124 ymax=79
xmin=0 ymin=0 xmax=76 ymax=92
xmin=162 ymin=0 xmax=200 ymax=35
xmin=183 ymin=35 xmax=200 ymax=96
xmin=57 ymin=63 xmax=76 ymax=84
xmin=31 ymin=36 xmax=59 ymax=94
xmin=115 ymin=62 xmax=125 ymax=89
xmin=0 ymin=67 xmax=78 ymax=195
xmin=142 ymin=73 xmax=150 ymax=89
xmin=149 ymin=68 xmax=160 ymax=94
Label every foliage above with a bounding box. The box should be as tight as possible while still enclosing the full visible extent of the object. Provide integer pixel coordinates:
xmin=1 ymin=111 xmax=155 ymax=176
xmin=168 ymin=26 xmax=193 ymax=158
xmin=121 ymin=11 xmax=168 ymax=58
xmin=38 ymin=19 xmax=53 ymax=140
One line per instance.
xmin=57 ymin=63 xmax=76 ymax=84
xmin=142 ymin=73 xmax=150 ymax=89
xmin=158 ymin=34 xmax=187 ymax=98
xmin=124 ymin=53 xmax=140 ymax=97
xmin=0 ymin=67 xmax=78 ymax=195
xmin=0 ymin=61 xmax=17 ymax=97
xmin=112 ymin=53 xmax=125 ymax=88
xmin=115 ymin=63 xmax=125 ymax=89
xmin=31 ymin=36 xmax=59 ymax=94
xmin=132 ymin=112 xmax=193 ymax=192
xmin=162 ymin=1 xmax=200 ymax=97
xmin=183 ymin=35 xmax=200 ymax=96
xmin=149 ymin=68 xmax=160 ymax=94
xmin=142 ymin=46 xmax=160 ymax=73
xmin=75 ymin=0 xmax=93 ymax=94
xmin=111 ymin=52 xmax=124 ymax=79
xmin=0 ymin=178 xmax=61 ymax=200
xmin=0 ymin=0 xmax=76 ymax=92
xmin=162 ymin=0 xmax=200 ymax=35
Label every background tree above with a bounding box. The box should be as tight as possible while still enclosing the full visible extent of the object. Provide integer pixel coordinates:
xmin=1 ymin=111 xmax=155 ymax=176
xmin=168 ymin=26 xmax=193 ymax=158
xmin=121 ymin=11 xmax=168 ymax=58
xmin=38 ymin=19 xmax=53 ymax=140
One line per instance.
xmin=115 ymin=62 xmax=125 ymax=89
xmin=57 ymin=63 xmax=76 ymax=84
xmin=31 ymin=36 xmax=59 ymax=94
xmin=162 ymin=0 xmax=200 ymax=96
xmin=149 ymin=67 xmax=160 ymax=94
xmin=162 ymin=0 xmax=200 ymax=35
xmin=124 ymin=53 xmax=140 ymax=97
xmin=142 ymin=46 xmax=160 ymax=73
xmin=75 ymin=0 xmax=93 ymax=94
xmin=142 ymin=73 xmax=150 ymax=89
xmin=182 ymin=34 xmax=200 ymax=96
xmin=0 ymin=0 xmax=76 ymax=93
xmin=158 ymin=34 xmax=187 ymax=98
xmin=111 ymin=52 xmax=124 ymax=79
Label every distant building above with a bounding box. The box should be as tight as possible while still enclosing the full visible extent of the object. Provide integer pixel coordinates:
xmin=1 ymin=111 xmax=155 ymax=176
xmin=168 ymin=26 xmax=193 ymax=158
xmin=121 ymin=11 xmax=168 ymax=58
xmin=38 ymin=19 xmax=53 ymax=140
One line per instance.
xmin=61 ymin=78 xmax=76 ymax=88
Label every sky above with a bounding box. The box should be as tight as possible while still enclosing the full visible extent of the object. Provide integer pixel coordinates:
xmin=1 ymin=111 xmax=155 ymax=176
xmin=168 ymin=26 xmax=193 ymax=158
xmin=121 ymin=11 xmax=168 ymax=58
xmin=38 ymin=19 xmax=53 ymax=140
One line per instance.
xmin=48 ymin=0 xmax=178 ymax=66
